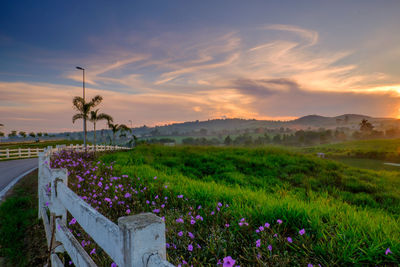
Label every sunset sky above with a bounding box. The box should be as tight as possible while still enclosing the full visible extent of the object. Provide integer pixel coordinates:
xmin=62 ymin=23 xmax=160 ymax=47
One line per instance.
xmin=1 ymin=1 xmax=400 ymax=133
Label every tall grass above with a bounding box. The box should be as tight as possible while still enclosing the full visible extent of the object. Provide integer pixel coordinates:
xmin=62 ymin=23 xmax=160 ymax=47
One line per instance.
xmin=100 ymin=145 xmax=399 ymax=265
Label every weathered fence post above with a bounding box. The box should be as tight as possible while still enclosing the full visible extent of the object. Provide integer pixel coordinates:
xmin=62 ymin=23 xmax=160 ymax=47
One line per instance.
xmin=18 ymin=148 xmax=21 ymax=158
xmin=6 ymin=148 xmax=9 ymax=158
xmin=28 ymin=147 xmax=31 ymax=157
xmin=118 ymin=213 xmax=169 ymax=267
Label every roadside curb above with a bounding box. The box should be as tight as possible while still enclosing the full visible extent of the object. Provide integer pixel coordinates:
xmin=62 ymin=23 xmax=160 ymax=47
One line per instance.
xmin=0 ymin=167 xmax=38 ymax=201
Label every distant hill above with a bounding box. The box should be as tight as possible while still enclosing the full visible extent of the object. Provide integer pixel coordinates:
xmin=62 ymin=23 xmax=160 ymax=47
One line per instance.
xmin=56 ymin=114 xmax=400 ymax=140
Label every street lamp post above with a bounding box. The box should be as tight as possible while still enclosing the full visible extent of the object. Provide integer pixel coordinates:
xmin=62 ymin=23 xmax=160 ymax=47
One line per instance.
xmin=76 ymin=66 xmax=86 ymax=150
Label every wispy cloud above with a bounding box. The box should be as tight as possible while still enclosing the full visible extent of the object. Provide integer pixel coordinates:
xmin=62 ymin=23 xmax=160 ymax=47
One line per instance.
xmin=2 ymin=24 xmax=400 ymax=132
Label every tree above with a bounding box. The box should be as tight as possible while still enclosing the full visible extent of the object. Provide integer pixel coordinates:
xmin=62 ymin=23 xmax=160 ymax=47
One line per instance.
xmin=224 ymin=135 xmax=232 ymax=145
xmin=37 ymin=132 xmax=43 ymax=137
xmin=108 ymin=122 xmax=131 ymax=145
xmin=359 ymin=119 xmax=374 ymax=135
xmin=8 ymin=130 xmax=17 ymax=138
xmin=19 ymin=131 xmax=27 ymax=138
xmin=89 ymin=109 xmax=113 ymax=149
xmin=29 ymin=132 xmax=36 ymax=138
xmin=72 ymin=95 xmax=103 ymax=150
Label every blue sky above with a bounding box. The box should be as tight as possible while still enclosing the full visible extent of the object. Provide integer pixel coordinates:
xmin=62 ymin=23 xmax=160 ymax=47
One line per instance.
xmin=1 ymin=1 xmax=400 ymax=133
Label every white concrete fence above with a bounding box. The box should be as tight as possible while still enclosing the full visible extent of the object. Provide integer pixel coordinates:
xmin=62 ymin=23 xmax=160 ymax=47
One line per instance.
xmin=38 ymin=146 xmax=174 ymax=267
xmin=0 ymin=144 xmax=129 ymax=160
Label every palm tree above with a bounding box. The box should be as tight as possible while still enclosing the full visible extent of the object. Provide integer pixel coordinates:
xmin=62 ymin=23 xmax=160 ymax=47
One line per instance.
xmin=108 ymin=122 xmax=131 ymax=145
xmin=89 ymin=109 xmax=113 ymax=149
xmin=72 ymin=95 xmax=103 ymax=150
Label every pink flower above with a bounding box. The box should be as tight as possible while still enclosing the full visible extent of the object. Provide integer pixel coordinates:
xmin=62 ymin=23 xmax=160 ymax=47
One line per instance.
xmin=277 ymin=219 xmax=282 ymax=224
xmin=264 ymin=222 xmax=270 ymax=228
xmin=299 ymin=229 xmax=306 ymax=235
xmin=188 ymin=232 xmax=194 ymax=239
xmin=223 ymin=256 xmax=236 ymax=267
xmin=385 ymin=248 xmax=392 ymax=255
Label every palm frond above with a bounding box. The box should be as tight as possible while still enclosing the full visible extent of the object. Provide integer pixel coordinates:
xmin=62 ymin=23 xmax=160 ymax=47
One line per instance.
xmin=72 ymin=113 xmax=85 ymax=123
xmin=72 ymin=96 xmax=85 ymax=111
xmin=97 ymin=113 xmax=113 ymax=123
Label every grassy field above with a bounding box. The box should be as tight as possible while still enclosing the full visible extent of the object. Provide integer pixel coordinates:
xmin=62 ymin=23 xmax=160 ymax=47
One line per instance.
xmin=0 ymin=170 xmax=47 ymax=266
xmin=299 ymin=138 xmax=400 ymax=162
xmin=96 ymin=145 xmax=399 ymax=265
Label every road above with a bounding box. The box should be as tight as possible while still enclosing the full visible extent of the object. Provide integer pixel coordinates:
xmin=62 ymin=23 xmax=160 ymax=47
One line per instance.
xmin=0 ymin=158 xmax=38 ymax=196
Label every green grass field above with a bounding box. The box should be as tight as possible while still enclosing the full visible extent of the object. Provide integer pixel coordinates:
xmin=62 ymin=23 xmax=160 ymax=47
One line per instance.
xmin=299 ymin=138 xmax=400 ymax=162
xmin=100 ymin=145 xmax=400 ymax=265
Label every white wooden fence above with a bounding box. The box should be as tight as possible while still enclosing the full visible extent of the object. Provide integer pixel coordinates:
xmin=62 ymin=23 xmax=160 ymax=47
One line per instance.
xmin=0 ymin=144 xmax=130 ymax=160
xmin=38 ymin=147 xmax=174 ymax=267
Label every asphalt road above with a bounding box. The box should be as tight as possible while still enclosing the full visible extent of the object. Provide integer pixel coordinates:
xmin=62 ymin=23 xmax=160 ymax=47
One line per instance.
xmin=0 ymin=158 xmax=38 ymax=193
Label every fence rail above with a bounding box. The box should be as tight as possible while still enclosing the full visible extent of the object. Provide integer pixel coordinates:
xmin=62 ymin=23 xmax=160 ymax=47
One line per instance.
xmin=38 ymin=146 xmax=173 ymax=267
xmin=0 ymin=144 xmax=130 ymax=160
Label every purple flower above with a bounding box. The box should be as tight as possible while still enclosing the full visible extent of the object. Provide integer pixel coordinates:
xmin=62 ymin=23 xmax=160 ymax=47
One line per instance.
xmin=69 ymin=218 xmax=77 ymax=225
xmin=268 ymin=244 xmax=272 ymax=251
xmin=277 ymin=219 xmax=282 ymax=224
xmin=218 ymin=202 xmax=223 ymax=207
xmin=178 ymin=231 xmax=183 ymax=237
xmin=124 ymin=193 xmax=131 ymax=198
xmin=176 ymin=218 xmax=184 ymax=223
xmin=287 ymin=237 xmax=293 ymax=243
xmin=111 ymin=263 xmax=117 ymax=267
xmin=126 ymin=209 xmax=131 ymax=214
xmin=223 ymin=256 xmax=236 ymax=267
xmin=104 ymin=197 xmax=111 ymax=202
xmin=154 ymin=176 xmax=157 ymax=180
xmin=264 ymin=222 xmax=270 ymax=228
xmin=308 ymin=264 xmax=313 ymax=267
xmin=177 ymin=195 xmax=183 ymax=198
xmin=259 ymin=226 xmax=264 ymax=231
xmin=188 ymin=244 xmax=193 ymax=251
xmin=225 ymin=224 xmax=230 ymax=228
xmin=152 ymin=209 xmax=160 ymax=213
xmin=188 ymin=232 xmax=194 ymax=239
xmin=190 ymin=219 xmax=196 ymax=225
xmin=385 ymin=248 xmax=392 ymax=255
xmin=256 ymin=239 xmax=261 ymax=247
xmin=299 ymin=229 xmax=306 ymax=235
xmin=90 ymin=248 xmax=96 ymax=255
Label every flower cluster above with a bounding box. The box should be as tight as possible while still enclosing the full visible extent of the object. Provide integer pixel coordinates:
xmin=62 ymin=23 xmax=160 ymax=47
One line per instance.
xmin=49 ymin=150 xmax=394 ymax=266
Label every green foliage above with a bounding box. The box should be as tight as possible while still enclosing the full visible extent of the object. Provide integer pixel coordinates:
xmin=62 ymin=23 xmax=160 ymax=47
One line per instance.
xmin=100 ymin=145 xmax=400 ymax=265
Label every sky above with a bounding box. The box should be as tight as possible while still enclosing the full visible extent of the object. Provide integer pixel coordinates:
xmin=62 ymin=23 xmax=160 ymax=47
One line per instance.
xmin=1 ymin=0 xmax=400 ymax=133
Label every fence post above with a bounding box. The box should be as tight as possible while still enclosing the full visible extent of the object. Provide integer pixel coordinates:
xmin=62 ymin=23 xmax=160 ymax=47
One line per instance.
xmin=38 ymin=149 xmax=48 ymax=218
xmin=18 ymin=148 xmax=21 ymax=158
xmin=6 ymin=148 xmax=9 ymax=158
xmin=36 ymin=147 xmax=39 ymax=156
xmin=118 ymin=213 xmax=167 ymax=267
xmin=28 ymin=147 xmax=31 ymax=157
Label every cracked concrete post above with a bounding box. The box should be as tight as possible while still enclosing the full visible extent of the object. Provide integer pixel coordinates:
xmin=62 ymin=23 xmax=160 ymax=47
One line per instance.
xmin=118 ymin=213 xmax=167 ymax=267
